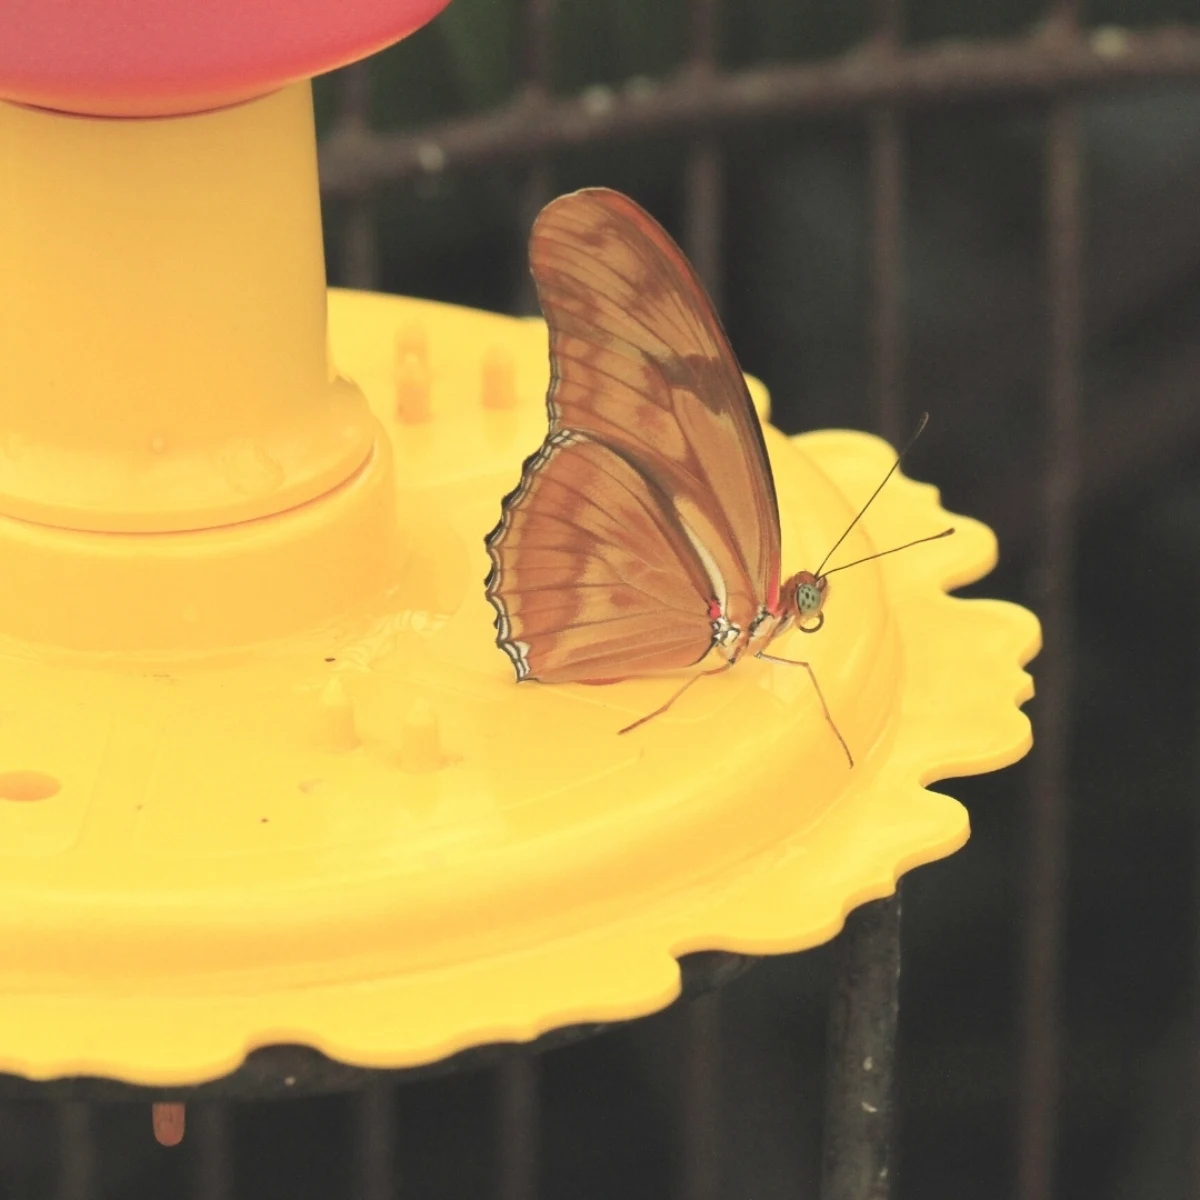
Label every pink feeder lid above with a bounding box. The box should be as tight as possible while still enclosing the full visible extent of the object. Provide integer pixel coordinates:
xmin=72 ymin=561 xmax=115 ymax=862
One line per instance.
xmin=0 ymin=0 xmax=453 ymax=117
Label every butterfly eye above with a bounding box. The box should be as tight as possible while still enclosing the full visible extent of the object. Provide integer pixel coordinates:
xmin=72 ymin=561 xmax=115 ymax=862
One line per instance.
xmin=796 ymin=582 xmax=823 ymax=616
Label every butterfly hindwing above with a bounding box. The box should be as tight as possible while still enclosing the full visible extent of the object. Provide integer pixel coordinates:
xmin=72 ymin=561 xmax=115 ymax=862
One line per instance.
xmin=485 ymin=432 xmax=715 ymax=683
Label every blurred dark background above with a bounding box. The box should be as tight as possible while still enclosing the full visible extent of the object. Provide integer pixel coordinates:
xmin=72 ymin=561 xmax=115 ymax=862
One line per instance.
xmin=6 ymin=1 xmax=1200 ymax=1197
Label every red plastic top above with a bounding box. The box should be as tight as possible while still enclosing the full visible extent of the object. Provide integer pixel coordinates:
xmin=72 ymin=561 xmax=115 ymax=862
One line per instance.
xmin=0 ymin=0 xmax=453 ymax=116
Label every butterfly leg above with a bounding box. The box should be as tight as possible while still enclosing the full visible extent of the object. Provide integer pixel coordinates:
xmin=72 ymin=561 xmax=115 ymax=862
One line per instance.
xmin=617 ymin=662 xmax=736 ymax=735
xmin=755 ymin=653 xmax=854 ymax=768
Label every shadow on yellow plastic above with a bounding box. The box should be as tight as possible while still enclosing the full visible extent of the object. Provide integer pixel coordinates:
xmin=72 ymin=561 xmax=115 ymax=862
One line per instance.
xmin=0 ymin=289 xmax=1039 ymax=1086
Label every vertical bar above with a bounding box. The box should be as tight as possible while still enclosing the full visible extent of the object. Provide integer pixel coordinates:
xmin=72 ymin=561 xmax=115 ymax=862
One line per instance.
xmin=684 ymin=0 xmax=723 ymax=307
xmin=681 ymin=10 xmax=724 ymax=1196
xmin=497 ymin=1052 xmax=540 ymax=1200
xmin=1193 ymin=622 xmax=1200 ymax=1199
xmin=192 ymin=1101 xmax=234 ymax=1200
xmin=867 ymin=107 xmax=904 ymax=446
xmin=338 ymin=63 xmax=378 ymax=291
xmin=361 ymin=1081 xmax=397 ymax=1200
xmin=681 ymin=993 xmax=721 ymax=1200
xmin=820 ymin=7 xmax=905 ymax=1200
xmin=520 ymin=0 xmax=555 ymax=99
xmin=504 ymin=0 xmax=555 ymax=1164
xmin=819 ymin=895 xmax=903 ymax=1200
xmin=866 ymin=0 xmax=904 ymax=446
xmin=56 ymin=1101 xmax=97 ymax=1200
xmin=684 ymin=146 xmax=723 ymax=309
xmin=515 ymin=159 xmax=553 ymax=315
xmin=513 ymin=0 xmax=556 ymax=314
xmin=343 ymin=204 xmax=379 ymax=292
xmin=1016 ymin=95 xmax=1083 ymax=1200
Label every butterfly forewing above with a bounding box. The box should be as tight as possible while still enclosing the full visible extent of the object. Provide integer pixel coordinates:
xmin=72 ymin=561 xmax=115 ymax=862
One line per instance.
xmin=529 ymin=189 xmax=782 ymax=617
xmin=486 ymin=187 xmax=784 ymax=686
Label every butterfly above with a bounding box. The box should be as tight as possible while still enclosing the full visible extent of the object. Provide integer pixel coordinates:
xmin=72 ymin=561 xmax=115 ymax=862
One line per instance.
xmin=484 ymin=187 xmax=950 ymax=765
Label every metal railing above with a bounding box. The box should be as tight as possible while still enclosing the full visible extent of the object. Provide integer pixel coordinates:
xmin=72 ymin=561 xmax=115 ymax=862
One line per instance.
xmin=315 ymin=4 xmax=1187 ymax=1199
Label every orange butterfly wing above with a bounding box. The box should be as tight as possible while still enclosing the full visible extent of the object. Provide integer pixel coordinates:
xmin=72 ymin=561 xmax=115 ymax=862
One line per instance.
xmin=529 ymin=188 xmax=782 ymax=618
xmin=485 ymin=432 xmax=715 ymax=683
xmin=485 ymin=187 xmax=782 ymax=684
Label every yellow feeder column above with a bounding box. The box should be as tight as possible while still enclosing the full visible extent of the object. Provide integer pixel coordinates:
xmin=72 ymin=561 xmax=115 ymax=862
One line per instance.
xmin=0 ymin=85 xmax=400 ymax=653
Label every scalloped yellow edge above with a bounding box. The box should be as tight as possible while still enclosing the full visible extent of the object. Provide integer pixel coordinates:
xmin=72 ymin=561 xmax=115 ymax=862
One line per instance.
xmin=0 ymin=293 xmax=1039 ymax=1085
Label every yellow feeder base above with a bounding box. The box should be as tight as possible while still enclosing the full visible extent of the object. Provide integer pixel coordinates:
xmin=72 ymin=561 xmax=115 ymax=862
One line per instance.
xmin=0 ymin=287 xmax=1039 ymax=1087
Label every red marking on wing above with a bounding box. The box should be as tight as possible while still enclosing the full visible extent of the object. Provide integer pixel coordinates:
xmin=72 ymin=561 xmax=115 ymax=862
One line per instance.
xmin=766 ymin=571 xmax=781 ymax=614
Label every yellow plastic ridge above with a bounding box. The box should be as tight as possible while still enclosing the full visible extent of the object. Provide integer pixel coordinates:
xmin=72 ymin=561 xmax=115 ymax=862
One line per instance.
xmin=0 ymin=289 xmax=1039 ymax=1086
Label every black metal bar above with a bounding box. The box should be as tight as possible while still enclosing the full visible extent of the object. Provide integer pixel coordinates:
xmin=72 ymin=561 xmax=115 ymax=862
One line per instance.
xmin=497 ymin=1053 xmax=540 ymax=1200
xmin=820 ymin=7 xmax=906 ymax=1194
xmin=870 ymin=0 xmax=904 ymax=335
xmin=1194 ymin=620 xmax=1200 ymax=1200
xmin=513 ymin=0 xmax=557 ymax=314
xmin=515 ymin=159 xmax=553 ymax=314
xmin=521 ymin=0 xmax=556 ymax=97
xmin=361 ymin=1082 xmax=397 ymax=1200
xmin=820 ymin=894 xmax=903 ymax=1200
xmin=867 ymin=102 xmax=905 ymax=446
xmin=684 ymin=144 xmax=723 ymax=309
xmin=1192 ymin=549 xmax=1200 ymax=1200
xmin=343 ymin=202 xmax=379 ymax=292
xmin=1016 ymin=94 xmax=1082 ymax=1200
xmin=680 ymin=9 xmax=725 ymax=1197
xmin=56 ymin=1101 xmax=97 ymax=1200
xmin=192 ymin=1101 xmax=235 ymax=1200
xmin=337 ymin=63 xmax=379 ymax=290
xmin=681 ymin=992 xmax=721 ymax=1200
xmin=317 ymin=27 xmax=1200 ymax=193
xmin=683 ymin=0 xmax=723 ymax=307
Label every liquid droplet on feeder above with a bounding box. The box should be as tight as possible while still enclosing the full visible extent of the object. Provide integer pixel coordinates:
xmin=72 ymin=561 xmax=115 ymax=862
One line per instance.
xmin=315 ymin=677 xmax=359 ymax=752
xmin=152 ymin=1102 xmax=185 ymax=1147
xmin=481 ymin=345 xmax=517 ymax=411
xmin=395 ymin=352 xmax=431 ymax=425
xmin=397 ymin=698 xmax=445 ymax=773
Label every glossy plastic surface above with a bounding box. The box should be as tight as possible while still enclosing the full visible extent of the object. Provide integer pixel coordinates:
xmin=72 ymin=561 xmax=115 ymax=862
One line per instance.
xmin=0 ymin=86 xmax=411 ymax=659
xmin=0 ymin=86 xmax=378 ymax=539
xmin=0 ymin=0 xmax=451 ymax=116
xmin=0 ymin=283 xmax=1040 ymax=1085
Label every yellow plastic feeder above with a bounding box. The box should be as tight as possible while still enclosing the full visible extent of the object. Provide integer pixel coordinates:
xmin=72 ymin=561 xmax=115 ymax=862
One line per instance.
xmin=0 ymin=0 xmax=1039 ymax=1101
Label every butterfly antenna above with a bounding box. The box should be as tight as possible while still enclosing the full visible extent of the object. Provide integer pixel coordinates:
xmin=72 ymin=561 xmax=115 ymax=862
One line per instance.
xmin=820 ymin=527 xmax=955 ymax=577
xmin=814 ymin=412 xmax=930 ymax=578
